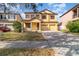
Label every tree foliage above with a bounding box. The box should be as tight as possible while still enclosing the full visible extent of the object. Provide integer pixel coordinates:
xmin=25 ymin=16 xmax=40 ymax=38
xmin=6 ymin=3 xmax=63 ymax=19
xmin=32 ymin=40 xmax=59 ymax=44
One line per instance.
xmin=0 ymin=3 xmax=43 ymax=13
xmin=66 ymin=19 xmax=79 ymax=32
xmin=13 ymin=21 xmax=22 ymax=32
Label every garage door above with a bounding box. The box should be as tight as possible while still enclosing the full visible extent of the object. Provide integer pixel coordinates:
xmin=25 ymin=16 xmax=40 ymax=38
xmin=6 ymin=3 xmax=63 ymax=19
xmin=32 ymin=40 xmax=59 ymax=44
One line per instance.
xmin=49 ymin=26 xmax=54 ymax=31
xmin=41 ymin=25 xmax=49 ymax=31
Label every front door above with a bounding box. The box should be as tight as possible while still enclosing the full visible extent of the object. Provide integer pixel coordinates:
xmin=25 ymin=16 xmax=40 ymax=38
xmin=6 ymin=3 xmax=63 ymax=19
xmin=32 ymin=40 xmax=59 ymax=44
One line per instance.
xmin=37 ymin=23 xmax=39 ymax=30
xmin=32 ymin=23 xmax=39 ymax=31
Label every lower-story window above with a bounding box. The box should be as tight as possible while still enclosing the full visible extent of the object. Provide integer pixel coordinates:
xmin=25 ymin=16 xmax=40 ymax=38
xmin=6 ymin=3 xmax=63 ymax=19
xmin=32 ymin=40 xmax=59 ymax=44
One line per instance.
xmin=5 ymin=24 xmax=13 ymax=26
xmin=0 ymin=23 xmax=13 ymax=27
xmin=26 ymin=23 xmax=30 ymax=28
xmin=0 ymin=24 xmax=4 ymax=26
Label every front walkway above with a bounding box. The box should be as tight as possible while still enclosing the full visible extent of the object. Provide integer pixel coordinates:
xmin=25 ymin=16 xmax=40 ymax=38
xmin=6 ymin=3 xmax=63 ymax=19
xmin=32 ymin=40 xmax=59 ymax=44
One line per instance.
xmin=0 ymin=32 xmax=79 ymax=56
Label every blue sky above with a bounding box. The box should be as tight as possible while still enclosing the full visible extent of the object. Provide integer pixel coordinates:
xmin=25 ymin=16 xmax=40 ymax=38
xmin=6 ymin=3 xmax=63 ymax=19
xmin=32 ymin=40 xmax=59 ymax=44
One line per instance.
xmin=37 ymin=3 xmax=77 ymax=15
xmin=38 ymin=3 xmax=77 ymax=21
xmin=12 ymin=3 xmax=77 ymax=21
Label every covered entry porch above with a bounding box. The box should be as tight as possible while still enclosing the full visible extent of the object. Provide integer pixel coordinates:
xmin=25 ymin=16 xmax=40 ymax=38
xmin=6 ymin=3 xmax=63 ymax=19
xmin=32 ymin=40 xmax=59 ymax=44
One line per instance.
xmin=24 ymin=19 xmax=41 ymax=31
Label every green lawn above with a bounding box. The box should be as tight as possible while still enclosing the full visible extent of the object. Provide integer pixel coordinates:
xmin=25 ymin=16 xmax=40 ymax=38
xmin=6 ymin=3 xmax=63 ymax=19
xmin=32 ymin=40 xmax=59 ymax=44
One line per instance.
xmin=0 ymin=32 xmax=45 ymax=41
xmin=0 ymin=48 xmax=55 ymax=56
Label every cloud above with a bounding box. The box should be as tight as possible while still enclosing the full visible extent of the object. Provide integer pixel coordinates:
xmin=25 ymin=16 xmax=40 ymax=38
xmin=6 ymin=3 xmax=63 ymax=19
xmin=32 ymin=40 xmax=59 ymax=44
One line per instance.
xmin=51 ymin=3 xmax=67 ymax=21
xmin=52 ymin=3 xmax=67 ymax=13
xmin=48 ymin=3 xmax=67 ymax=16
xmin=48 ymin=3 xmax=54 ymax=6
xmin=53 ymin=3 xmax=66 ymax=8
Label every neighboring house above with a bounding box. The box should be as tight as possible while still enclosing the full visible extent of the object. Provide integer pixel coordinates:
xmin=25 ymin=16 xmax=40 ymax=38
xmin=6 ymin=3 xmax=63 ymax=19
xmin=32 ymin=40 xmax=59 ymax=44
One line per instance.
xmin=60 ymin=4 xmax=79 ymax=30
xmin=0 ymin=13 xmax=21 ymax=31
xmin=22 ymin=9 xmax=58 ymax=31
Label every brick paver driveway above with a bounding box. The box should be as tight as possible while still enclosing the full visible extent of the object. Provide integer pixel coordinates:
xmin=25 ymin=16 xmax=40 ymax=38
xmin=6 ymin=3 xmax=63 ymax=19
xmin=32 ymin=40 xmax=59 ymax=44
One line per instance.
xmin=42 ymin=32 xmax=79 ymax=56
xmin=0 ymin=32 xmax=79 ymax=56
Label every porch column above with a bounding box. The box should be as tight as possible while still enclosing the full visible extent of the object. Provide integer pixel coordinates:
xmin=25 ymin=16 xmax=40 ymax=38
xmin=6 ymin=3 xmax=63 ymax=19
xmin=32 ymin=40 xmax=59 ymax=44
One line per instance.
xmin=48 ymin=24 xmax=50 ymax=30
xmin=21 ymin=22 xmax=24 ymax=32
xmin=24 ymin=23 xmax=26 ymax=28
xmin=77 ymin=8 xmax=79 ymax=17
xmin=23 ymin=23 xmax=26 ymax=32
xmin=39 ymin=22 xmax=41 ymax=31
xmin=30 ymin=22 xmax=32 ymax=31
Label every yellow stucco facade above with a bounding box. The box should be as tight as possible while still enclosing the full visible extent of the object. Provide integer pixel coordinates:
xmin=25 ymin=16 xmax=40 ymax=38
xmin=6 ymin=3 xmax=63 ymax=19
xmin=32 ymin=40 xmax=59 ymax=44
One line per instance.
xmin=19 ymin=9 xmax=58 ymax=32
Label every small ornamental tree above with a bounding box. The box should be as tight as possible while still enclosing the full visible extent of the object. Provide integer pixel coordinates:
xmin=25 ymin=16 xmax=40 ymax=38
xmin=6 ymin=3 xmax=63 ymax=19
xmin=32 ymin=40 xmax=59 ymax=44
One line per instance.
xmin=66 ymin=19 xmax=79 ymax=32
xmin=13 ymin=21 xmax=22 ymax=32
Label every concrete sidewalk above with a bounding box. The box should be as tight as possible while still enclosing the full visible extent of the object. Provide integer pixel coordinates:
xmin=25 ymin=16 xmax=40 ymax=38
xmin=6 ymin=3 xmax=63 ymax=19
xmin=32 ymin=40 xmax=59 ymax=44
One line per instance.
xmin=0 ymin=41 xmax=49 ymax=48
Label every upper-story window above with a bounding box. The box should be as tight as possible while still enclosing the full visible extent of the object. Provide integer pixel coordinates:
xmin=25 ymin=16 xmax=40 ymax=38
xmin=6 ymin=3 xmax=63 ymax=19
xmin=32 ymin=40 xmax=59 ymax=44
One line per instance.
xmin=50 ymin=15 xmax=55 ymax=19
xmin=0 ymin=14 xmax=7 ymax=19
xmin=36 ymin=14 xmax=39 ymax=17
xmin=36 ymin=14 xmax=40 ymax=18
xmin=8 ymin=14 xmax=15 ymax=19
xmin=26 ymin=15 xmax=29 ymax=18
xmin=0 ymin=15 xmax=3 ymax=19
xmin=10 ymin=14 xmax=15 ymax=19
xmin=0 ymin=14 xmax=15 ymax=20
xmin=3 ymin=14 xmax=6 ymax=19
xmin=42 ymin=15 xmax=46 ymax=19
xmin=31 ymin=14 xmax=34 ymax=18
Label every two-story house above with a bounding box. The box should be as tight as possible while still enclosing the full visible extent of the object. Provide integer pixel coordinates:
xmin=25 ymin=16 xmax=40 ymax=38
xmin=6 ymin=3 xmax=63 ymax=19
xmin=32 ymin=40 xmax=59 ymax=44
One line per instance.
xmin=22 ymin=9 xmax=58 ymax=31
xmin=60 ymin=4 xmax=79 ymax=30
xmin=0 ymin=9 xmax=58 ymax=32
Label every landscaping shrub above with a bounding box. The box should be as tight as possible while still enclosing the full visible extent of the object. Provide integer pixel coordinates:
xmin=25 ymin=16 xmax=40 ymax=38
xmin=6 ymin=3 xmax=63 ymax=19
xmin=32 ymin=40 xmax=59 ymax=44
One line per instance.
xmin=66 ymin=19 xmax=79 ymax=32
xmin=13 ymin=21 xmax=22 ymax=32
xmin=61 ymin=29 xmax=69 ymax=33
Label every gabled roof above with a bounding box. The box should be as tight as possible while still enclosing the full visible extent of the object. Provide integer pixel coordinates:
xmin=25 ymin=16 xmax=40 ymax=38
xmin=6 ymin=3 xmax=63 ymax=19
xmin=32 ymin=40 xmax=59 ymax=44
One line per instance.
xmin=24 ymin=11 xmax=41 ymax=14
xmin=40 ymin=9 xmax=57 ymax=15
xmin=25 ymin=9 xmax=57 ymax=15
xmin=23 ymin=16 xmax=41 ymax=21
xmin=60 ymin=4 xmax=79 ymax=17
xmin=30 ymin=17 xmax=41 ymax=21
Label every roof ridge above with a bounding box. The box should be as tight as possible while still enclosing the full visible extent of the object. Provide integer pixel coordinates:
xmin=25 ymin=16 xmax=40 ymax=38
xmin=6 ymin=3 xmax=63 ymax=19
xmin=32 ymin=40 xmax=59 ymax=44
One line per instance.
xmin=24 ymin=9 xmax=57 ymax=15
